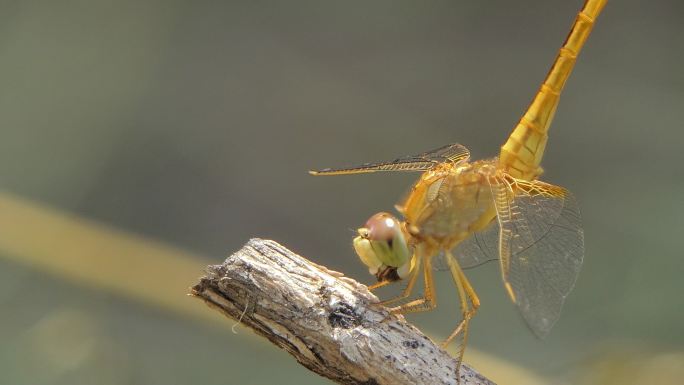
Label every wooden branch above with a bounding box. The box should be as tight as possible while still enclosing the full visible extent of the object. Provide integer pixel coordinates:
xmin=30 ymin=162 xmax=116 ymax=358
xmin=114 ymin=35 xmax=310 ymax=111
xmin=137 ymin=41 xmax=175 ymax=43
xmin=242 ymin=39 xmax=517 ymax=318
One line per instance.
xmin=190 ymin=238 xmax=495 ymax=385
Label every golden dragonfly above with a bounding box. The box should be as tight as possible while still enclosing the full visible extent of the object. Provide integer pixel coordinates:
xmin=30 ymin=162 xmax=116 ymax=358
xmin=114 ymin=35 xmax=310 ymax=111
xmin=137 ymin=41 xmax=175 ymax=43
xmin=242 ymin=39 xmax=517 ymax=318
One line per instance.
xmin=311 ymin=0 xmax=607 ymax=374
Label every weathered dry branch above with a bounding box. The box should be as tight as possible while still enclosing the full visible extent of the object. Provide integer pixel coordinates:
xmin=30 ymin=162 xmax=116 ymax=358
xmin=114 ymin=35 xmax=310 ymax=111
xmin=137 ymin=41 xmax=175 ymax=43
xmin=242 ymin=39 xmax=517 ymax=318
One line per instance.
xmin=190 ymin=238 xmax=495 ymax=385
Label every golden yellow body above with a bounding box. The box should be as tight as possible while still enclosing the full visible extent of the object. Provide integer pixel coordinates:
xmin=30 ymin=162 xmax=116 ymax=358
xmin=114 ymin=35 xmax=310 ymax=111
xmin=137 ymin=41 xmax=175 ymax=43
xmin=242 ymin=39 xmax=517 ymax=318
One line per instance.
xmin=311 ymin=0 xmax=607 ymax=378
xmin=500 ymin=0 xmax=606 ymax=180
xmin=400 ymin=160 xmax=498 ymax=251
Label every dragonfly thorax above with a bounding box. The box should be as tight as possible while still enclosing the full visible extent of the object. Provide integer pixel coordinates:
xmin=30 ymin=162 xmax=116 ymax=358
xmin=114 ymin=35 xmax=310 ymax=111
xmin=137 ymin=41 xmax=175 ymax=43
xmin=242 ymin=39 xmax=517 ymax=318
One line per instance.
xmin=400 ymin=159 xmax=499 ymax=249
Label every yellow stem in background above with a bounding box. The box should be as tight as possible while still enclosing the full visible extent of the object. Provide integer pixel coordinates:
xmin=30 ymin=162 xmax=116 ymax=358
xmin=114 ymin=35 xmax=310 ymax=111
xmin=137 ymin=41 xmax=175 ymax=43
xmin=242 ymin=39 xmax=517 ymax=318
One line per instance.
xmin=0 ymin=191 xmax=219 ymax=324
xmin=0 ymin=191 xmax=545 ymax=385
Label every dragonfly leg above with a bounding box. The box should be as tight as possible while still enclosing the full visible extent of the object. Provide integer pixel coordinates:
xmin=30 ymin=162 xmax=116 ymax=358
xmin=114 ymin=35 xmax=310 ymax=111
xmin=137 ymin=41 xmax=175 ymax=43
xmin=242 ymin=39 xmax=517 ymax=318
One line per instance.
xmin=378 ymin=254 xmax=422 ymax=306
xmin=367 ymin=280 xmax=395 ymax=291
xmin=441 ymin=250 xmax=480 ymax=379
xmin=388 ymin=256 xmax=436 ymax=314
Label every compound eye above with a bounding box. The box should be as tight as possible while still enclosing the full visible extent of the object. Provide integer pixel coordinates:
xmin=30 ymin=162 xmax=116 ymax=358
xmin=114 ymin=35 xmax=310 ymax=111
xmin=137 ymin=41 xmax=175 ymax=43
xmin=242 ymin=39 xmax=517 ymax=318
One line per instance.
xmin=365 ymin=212 xmax=401 ymax=244
xmin=354 ymin=212 xmax=410 ymax=271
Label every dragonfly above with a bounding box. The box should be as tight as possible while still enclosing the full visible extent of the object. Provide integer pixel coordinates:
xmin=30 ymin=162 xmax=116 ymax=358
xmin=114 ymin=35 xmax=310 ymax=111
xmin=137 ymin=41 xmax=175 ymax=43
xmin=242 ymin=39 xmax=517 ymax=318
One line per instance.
xmin=310 ymin=0 xmax=607 ymax=375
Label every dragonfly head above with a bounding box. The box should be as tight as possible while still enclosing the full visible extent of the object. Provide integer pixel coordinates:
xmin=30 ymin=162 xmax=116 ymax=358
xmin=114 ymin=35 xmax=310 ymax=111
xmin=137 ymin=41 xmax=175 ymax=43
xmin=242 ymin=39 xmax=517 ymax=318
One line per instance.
xmin=353 ymin=212 xmax=413 ymax=282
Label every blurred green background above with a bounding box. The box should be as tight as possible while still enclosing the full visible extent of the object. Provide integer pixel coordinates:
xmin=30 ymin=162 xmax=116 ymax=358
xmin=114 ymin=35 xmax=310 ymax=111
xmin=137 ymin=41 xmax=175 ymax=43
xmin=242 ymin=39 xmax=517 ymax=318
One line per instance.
xmin=1 ymin=0 xmax=683 ymax=384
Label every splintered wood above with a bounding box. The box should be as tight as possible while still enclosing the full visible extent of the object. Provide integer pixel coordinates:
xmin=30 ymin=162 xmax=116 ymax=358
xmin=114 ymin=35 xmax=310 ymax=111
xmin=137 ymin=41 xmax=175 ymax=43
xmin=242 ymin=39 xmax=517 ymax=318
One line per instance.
xmin=191 ymin=238 xmax=494 ymax=385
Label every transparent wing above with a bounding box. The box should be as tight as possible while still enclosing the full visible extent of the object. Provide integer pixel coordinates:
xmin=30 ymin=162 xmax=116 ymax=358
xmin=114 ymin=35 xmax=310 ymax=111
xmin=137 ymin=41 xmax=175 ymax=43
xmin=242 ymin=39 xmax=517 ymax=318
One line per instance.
xmin=453 ymin=220 xmax=500 ymax=269
xmin=309 ymin=143 xmax=470 ymax=175
xmin=491 ymin=176 xmax=584 ymax=338
xmin=432 ymin=221 xmax=500 ymax=272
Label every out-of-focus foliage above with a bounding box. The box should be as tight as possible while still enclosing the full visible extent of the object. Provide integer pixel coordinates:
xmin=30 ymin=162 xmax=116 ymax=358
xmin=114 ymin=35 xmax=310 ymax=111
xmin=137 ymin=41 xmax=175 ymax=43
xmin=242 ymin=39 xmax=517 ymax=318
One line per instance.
xmin=1 ymin=0 xmax=682 ymax=384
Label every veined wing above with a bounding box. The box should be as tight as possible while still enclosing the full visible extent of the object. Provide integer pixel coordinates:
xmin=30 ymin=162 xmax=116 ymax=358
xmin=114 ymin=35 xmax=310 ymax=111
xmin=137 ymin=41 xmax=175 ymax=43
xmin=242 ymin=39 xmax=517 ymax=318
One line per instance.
xmin=490 ymin=176 xmax=584 ymax=338
xmin=451 ymin=220 xmax=500 ymax=269
xmin=432 ymin=220 xmax=499 ymax=272
xmin=309 ymin=143 xmax=470 ymax=175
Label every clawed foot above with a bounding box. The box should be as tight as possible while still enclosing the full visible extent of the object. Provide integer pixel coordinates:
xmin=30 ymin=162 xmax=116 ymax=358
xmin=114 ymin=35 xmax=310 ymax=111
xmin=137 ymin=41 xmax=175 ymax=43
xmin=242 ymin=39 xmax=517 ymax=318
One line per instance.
xmin=387 ymin=305 xmax=402 ymax=314
xmin=368 ymin=302 xmax=403 ymax=323
xmin=366 ymin=280 xmax=392 ymax=292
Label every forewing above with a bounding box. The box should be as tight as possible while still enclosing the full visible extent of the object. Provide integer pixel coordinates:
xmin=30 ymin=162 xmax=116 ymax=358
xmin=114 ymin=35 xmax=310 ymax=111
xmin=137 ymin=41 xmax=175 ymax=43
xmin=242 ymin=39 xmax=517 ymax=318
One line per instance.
xmin=309 ymin=143 xmax=470 ymax=175
xmin=491 ymin=177 xmax=584 ymax=338
xmin=417 ymin=142 xmax=471 ymax=164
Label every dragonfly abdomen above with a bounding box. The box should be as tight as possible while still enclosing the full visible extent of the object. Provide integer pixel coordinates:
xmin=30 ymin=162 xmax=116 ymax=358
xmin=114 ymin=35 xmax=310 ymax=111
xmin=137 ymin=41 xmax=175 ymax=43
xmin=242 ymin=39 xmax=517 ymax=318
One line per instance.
xmin=499 ymin=0 xmax=607 ymax=180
